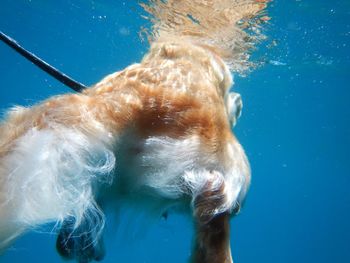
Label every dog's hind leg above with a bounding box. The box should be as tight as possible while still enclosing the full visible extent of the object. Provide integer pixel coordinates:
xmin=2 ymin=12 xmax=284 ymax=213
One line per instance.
xmin=193 ymin=212 xmax=232 ymax=263
xmin=56 ymin=209 xmax=105 ymax=263
xmin=191 ymin=172 xmax=234 ymax=263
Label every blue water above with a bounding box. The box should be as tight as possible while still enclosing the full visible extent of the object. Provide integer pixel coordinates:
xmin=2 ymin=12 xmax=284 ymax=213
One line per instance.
xmin=0 ymin=0 xmax=349 ymax=262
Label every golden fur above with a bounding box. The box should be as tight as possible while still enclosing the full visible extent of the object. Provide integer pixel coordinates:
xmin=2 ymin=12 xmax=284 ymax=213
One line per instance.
xmin=0 ymin=1 xmax=269 ymax=262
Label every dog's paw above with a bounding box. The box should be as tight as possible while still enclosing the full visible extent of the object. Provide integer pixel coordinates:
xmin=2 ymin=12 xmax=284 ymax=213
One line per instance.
xmin=56 ymin=215 xmax=105 ymax=262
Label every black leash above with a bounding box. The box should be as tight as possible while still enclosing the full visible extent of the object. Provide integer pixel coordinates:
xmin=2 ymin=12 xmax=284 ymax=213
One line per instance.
xmin=0 ymin=31 xmax=87 ymax=92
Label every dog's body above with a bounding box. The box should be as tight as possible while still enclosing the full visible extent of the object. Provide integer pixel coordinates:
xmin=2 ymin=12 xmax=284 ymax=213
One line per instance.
xmin=0 ymin=1 xmax=268 ymax=262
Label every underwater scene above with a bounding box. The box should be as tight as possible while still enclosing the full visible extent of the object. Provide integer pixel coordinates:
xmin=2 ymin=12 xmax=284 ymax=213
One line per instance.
xmin=0 ymin=0 xmax=349 ymax=263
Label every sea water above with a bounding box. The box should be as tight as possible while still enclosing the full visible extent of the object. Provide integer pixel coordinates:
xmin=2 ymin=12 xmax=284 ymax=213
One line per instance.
xmin=0 ymin=1 xmax=349 ymax=262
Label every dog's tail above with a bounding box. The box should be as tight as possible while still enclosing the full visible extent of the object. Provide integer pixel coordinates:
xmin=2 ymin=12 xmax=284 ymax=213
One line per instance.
xmin=141 ymin=0 xmax=270 ymax=73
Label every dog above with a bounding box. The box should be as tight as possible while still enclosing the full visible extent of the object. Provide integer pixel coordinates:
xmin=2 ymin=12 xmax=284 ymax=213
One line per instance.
xmin=0 ymin=1 xmax=269 ymax=262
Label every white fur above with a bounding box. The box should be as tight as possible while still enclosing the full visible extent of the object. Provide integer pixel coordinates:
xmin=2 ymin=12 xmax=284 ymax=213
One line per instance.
xmin=0 ymin=127 xmax=115 ymax=249
xmin=136 ymin=135 xmax=250 ymax=214
xmin=226 ymin=92 xmax=243 ymax=127
xmin=0 ymin=78 xmax=247 ymax=251
xmin=139 ymin=136 xmax=203 ymax=198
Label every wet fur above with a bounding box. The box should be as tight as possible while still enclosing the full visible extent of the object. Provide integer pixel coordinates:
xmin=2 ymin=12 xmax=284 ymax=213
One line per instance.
xmin=0 ymin=0 xmax=269 ymax=262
